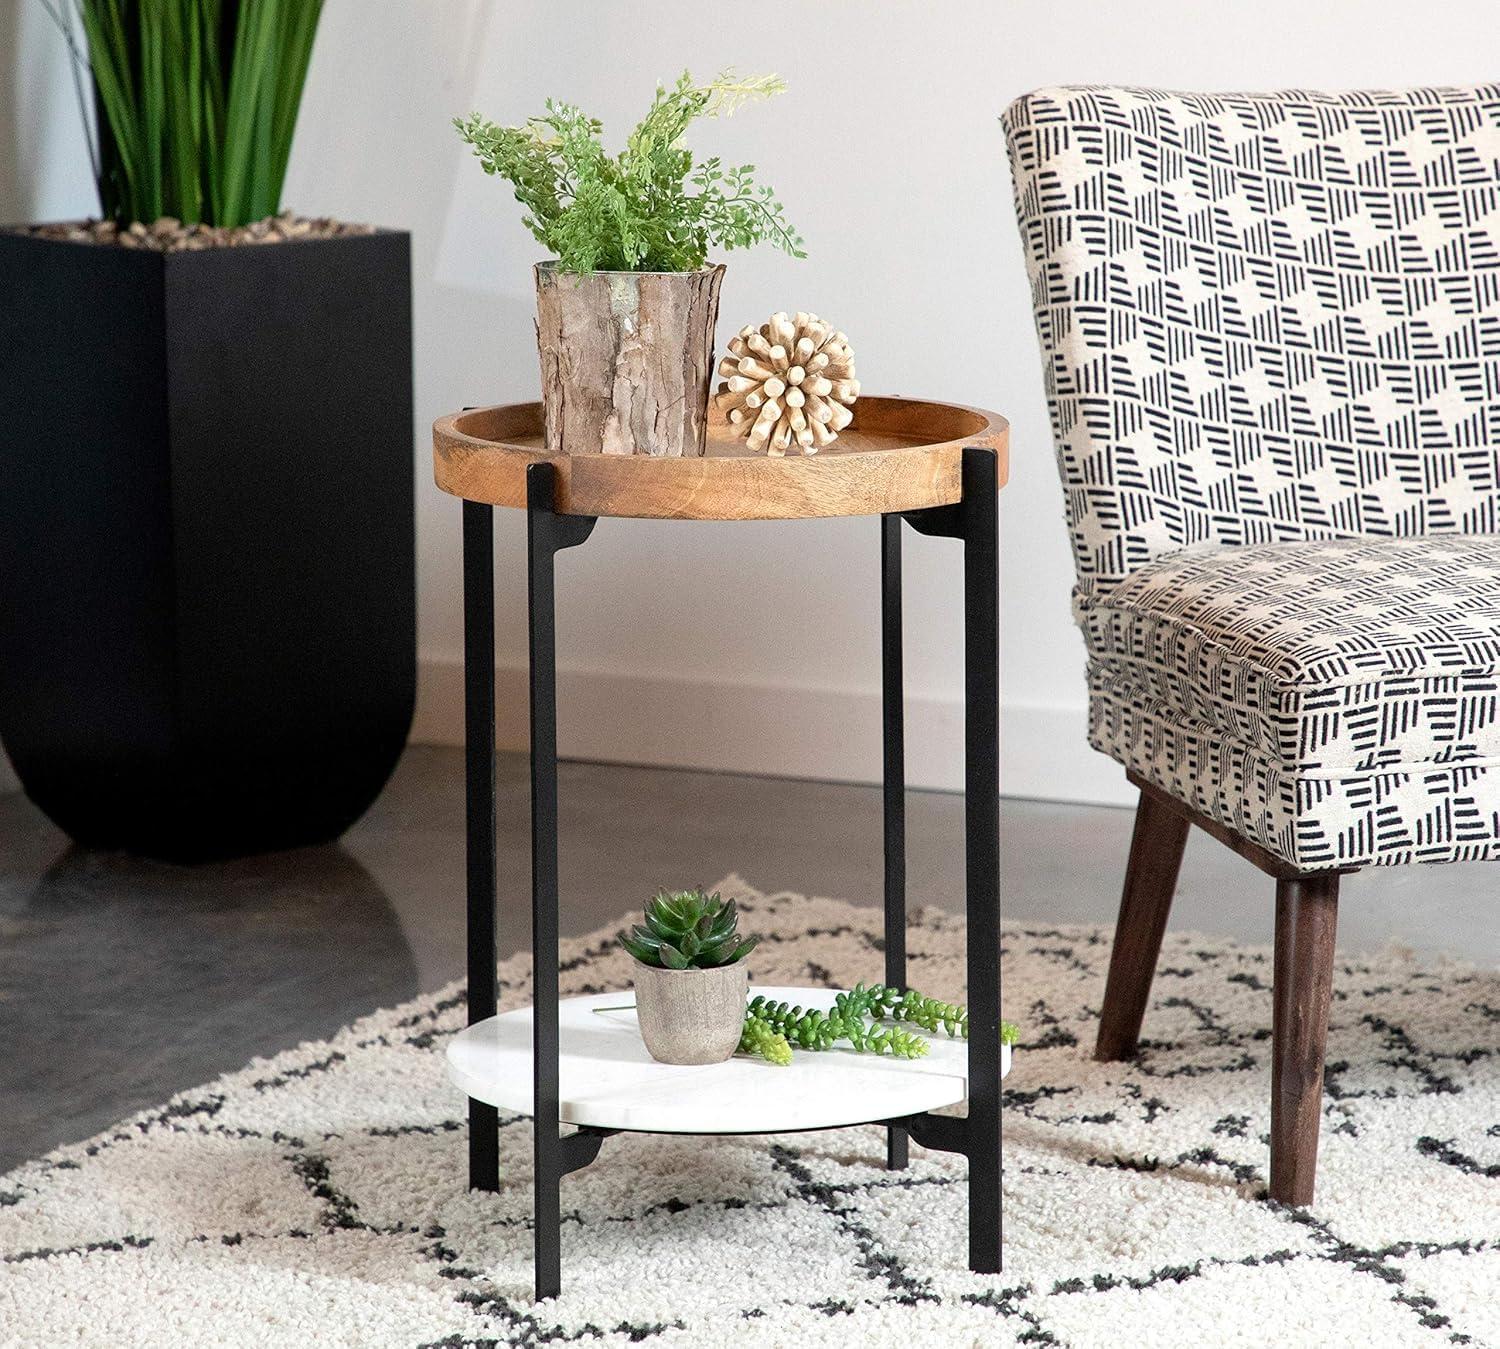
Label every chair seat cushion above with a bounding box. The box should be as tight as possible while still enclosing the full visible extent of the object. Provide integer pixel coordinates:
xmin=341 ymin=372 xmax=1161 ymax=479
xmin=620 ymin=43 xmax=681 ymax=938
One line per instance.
xmin=1081 ymin=534 xmax=1500 ymax=868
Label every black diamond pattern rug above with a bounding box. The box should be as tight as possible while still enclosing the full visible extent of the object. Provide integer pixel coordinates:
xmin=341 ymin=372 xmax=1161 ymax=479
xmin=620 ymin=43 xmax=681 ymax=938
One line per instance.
xmin=1 ymin=875 xmax=1496 ymax=1346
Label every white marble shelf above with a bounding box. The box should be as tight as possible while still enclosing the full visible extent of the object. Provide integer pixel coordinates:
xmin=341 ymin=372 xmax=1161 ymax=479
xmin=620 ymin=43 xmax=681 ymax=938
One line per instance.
xmin=446 ymin=985 xmax=1011 ymax=1135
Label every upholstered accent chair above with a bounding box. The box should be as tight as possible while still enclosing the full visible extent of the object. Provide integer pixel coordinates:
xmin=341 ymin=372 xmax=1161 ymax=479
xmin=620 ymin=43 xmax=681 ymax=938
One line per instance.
xmin=1003 ymin=84 xmax=1500 ymax=1204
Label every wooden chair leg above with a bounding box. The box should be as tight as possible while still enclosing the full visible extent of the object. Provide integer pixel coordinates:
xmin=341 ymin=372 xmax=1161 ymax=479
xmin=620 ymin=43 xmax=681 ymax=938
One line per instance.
xmin=1095 ymin=789 xmax=1190 ymax=1061
xmin=1270 ymin=873 xmax=1340 ymax=1205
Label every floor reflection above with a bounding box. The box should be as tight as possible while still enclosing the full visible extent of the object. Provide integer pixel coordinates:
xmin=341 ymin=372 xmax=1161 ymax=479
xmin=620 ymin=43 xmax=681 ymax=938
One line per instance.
xmin=1 ymin=842 xmax=416 ymax=1170
xmin=13 ymin=743 xmax=1492 ymax=1179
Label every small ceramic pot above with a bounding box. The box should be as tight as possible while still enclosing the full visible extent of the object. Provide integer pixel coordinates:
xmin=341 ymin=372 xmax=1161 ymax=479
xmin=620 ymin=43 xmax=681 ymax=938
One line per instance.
xmin=631 ymin=959 xmax=749 ymax=1065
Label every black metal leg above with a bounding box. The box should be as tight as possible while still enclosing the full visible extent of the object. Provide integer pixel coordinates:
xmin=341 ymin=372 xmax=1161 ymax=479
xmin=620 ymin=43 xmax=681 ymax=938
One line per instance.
xmin=889 ymin=451 xmax=1003 ymax=1266
xmin=463 ymin=500 xmax=499 ymax=1193
xmin=528 ymin=469 xmax=563 ymax=1303
xmin=475 ymin=455 xmax=992 ymax=1296
xmin=526 ymin=464 xmax=596 ymax=1303
xmin=881 ymin=514 xmax=909 ymax=1172
xmin=961 ymin=446 xmax=1002 ymax=1274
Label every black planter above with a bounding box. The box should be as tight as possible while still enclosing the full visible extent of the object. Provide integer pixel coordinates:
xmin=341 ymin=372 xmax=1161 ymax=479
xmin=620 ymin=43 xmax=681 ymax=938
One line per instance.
xmin=0 ymin=229 xmax=415 ymax=862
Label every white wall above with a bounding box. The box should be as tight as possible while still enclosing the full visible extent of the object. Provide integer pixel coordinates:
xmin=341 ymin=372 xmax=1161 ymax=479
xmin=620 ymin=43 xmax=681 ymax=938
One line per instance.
xmin=7 ymin=1 xmax=1496 ymax=805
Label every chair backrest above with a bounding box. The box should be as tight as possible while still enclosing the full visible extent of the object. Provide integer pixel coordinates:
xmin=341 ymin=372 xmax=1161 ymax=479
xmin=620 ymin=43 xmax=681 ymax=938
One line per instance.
xmin=1003 ymin=84 xmax=1500 ymax=601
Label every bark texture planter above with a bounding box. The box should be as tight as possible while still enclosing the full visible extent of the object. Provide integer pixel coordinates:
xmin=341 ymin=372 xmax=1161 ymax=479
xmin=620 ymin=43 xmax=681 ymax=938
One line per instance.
xmin=632 ymin=960 xmax=749 ymax=1065
xmin=0 ymin=229 xmax=415 ymax=862
xmin=535 ymin=263 xmax=724 ymax=457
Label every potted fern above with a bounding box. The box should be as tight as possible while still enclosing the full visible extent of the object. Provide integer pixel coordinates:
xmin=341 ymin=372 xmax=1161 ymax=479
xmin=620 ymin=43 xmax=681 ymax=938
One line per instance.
xmin=456 ymin=71 xmax=804 ymax=458
xmin=621 ymin=889 xmax=760 ymax=1065
xmin=0 ymin=2 xmax=414 ymax=861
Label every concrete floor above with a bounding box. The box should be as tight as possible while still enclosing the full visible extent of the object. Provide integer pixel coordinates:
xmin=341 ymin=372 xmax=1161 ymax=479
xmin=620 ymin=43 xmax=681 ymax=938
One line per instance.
xmin=1 ymin=744 xmax=1495 ymax=1172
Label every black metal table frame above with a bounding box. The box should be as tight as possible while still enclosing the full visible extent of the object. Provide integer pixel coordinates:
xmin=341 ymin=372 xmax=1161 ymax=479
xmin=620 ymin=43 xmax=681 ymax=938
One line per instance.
xmin=459 ymin=445 xmax=1001 ymax=1302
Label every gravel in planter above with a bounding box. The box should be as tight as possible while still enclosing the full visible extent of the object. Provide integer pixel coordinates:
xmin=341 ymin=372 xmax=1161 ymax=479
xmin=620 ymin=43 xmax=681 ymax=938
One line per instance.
xmin=12 ymin=212 xmax=377 ymax=252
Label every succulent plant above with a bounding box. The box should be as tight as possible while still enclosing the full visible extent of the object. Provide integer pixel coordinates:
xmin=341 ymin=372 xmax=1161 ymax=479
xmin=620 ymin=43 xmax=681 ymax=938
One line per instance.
xmin=835 ymin=983 xmax=968 ymax=1038
xmin=745 ymin=995 xmax=931 ymax=1060
xmin=839 ymin=983 xmax=1019 ymax=1046
xmin=597 ymin=968 xmax=1019 ymax=1064
xmin=738 ymin=1014 xmax=793 ymax=1066
xmin=736 ymin=985 xmax=1021 ymax=1066
xmin=620 ymin=889 xmax=760 ymax=970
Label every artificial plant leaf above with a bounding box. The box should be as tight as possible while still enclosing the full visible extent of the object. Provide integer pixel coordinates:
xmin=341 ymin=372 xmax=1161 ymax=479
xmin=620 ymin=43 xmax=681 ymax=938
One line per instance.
xmin=652 ymin=891 xmax=693 ymax=927
xmin=645 ymin=896 xmax=687 ymax=937
xmin=696 ymin=938 xmax=733 ymax=967
xmin=726 ymin=936 xmax=761 ymax=964
xmin=620 ymin=933 xmax=658 ymax=965
xmin=658 ymin=941 xmax=689 ymax=970
xmin=456 ymin=73 xmax=799 ymax=273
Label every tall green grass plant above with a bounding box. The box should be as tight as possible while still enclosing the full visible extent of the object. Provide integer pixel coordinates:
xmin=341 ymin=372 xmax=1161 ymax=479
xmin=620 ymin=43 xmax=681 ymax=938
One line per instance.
xmin=39 ymin=0 xmax=324 ymax=227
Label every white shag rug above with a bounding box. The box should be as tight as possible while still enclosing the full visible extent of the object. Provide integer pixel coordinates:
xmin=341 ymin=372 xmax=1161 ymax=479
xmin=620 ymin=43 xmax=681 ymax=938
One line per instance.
xmin=2 ymin=875 xmax=1497 ymax=1348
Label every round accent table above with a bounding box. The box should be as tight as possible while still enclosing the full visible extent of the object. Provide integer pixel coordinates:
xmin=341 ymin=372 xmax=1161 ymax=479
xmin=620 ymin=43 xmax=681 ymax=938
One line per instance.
xmin=433 ymin=397 xmax=1008 ymax=1302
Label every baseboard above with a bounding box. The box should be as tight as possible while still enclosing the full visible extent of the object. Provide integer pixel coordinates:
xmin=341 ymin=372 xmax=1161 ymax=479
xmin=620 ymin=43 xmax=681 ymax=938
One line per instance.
xmin=0 ymin=667 xmax=1132 ymax=807
xmin=411 ymin=657 xmax=1134 ymax=805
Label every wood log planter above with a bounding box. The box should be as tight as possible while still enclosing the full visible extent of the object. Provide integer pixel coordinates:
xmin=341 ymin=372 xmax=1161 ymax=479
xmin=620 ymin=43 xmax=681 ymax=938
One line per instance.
xmin=535 ymin=263 xmax=725 ymax=457
xmin=458 ymin=73 xmax=802 ymax=463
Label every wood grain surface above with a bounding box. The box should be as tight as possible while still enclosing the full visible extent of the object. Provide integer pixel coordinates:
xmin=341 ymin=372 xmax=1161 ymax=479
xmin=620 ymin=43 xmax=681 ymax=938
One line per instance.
xmin=535 ymin=264 xmax=723 ymax=458
xmin=433 ymin=395 xmax=1008 ymax=520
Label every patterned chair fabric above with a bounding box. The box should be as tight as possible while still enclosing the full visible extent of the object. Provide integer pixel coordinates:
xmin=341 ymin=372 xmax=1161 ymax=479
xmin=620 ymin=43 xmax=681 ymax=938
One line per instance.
xmin=1003 ymin=84 xmax=1500 ymax=869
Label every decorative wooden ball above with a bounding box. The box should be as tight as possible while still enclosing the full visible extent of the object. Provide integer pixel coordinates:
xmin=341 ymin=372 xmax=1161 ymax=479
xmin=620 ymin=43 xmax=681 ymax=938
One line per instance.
xmin=713 ymin=312 xmax=859 ymax=455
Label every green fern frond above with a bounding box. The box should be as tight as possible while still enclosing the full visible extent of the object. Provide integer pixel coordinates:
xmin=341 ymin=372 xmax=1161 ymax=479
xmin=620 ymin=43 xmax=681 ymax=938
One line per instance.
xmin=699 ymin=71 xmax=787 ymax=118
xmin=456 ymin=70 xmax=804 ymax=274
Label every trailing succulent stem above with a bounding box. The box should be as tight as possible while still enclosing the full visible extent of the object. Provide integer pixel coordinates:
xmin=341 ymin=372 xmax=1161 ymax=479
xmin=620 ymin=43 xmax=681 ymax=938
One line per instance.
xmin=737 ymin=1014 xmax=792 ymax=1067
xmin=746 ymin=996 xmax=930 ymax=1061
xmin=455 ymin=70 xmax=804 ymax=274
xmin=620 ymin=889 xmax=759 ymax=970
xmin=736 ymin=984 xmax=1021 ymax=1066
xmin=836 ymin=983 xmax=968 ymax=1038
